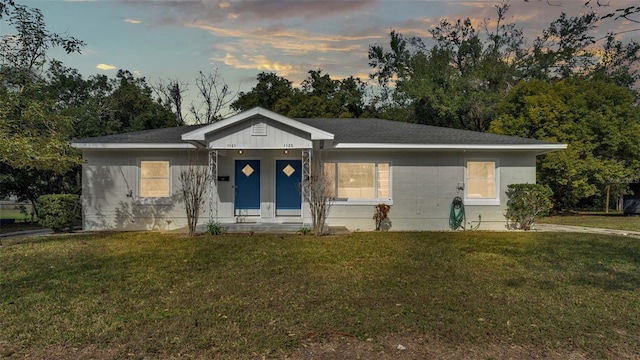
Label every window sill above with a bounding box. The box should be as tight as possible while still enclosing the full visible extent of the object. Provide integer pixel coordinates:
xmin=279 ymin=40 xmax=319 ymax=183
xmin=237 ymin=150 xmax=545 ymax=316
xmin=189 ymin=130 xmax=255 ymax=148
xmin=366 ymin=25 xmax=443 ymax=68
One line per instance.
xmin=464 ymin=198 xmax=500 ymax=206
xmin=135 ymin=197 xmax=173 ymax=205
xmin=331 ymin=199 xmax=393 ymax=206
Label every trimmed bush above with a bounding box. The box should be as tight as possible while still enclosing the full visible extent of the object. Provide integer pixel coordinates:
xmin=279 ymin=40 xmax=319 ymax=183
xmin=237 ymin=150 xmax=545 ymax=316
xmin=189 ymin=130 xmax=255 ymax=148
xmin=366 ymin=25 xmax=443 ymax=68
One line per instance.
xmin=37 ymin=194 xmax=80 ymax=232
xmin=505 ymin=184 xmax=553 ymax=230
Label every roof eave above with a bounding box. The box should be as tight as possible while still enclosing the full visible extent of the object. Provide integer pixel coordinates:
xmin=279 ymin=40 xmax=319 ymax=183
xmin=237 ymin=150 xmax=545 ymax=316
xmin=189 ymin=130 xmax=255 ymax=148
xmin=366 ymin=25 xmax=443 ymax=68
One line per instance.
xmin=331 ymin=143 xmax=568 ymax=152
xmin=71 ymin=143 xmax=197 ymax=150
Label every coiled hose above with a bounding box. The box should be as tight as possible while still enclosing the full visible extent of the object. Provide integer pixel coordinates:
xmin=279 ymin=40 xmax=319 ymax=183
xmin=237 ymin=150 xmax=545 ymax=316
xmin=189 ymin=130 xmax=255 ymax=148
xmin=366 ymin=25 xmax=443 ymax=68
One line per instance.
xmin=449 ymin=196 xmax=482 ymax=230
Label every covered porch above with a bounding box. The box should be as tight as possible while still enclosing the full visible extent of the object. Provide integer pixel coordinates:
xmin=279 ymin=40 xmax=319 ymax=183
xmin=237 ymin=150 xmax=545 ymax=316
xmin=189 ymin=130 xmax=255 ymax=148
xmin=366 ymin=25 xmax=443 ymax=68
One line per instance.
xmin=180 ymin=108 xmax=334 ymax=226
xmin=206 ymin=148 xmax=313 ymax=225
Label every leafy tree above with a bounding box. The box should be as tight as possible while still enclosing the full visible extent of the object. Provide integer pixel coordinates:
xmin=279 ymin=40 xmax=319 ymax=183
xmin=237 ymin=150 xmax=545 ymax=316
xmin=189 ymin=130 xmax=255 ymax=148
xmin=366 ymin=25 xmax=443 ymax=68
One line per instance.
xmin=0 ymin=4 xmax=84 ymax=87
xmin=0 ymin=0 xmax=14 ymax=19
xmin=369 ymin=3 xmax=523 ymax=130
xmin=0 ymin=2 xmax=179 ymax=207
xmin=369 ymin=4 xmax=640 ymax=130
xmin=100 ymin=70 xmax=176 ymax=133
xmin=0 ymin=163 xmax=79 ymax=218
xmin=523 ymin=12 xmax=599 ymax=81
xmin=231 ymin=72 xmax=297 ymax=114
xmin=232 ymin=70 xmax=373 ymax=118
xmin=0 ymin=3 xmax=84 ymax=173
xmin=490 ymin=78 xmax=640 ymax=209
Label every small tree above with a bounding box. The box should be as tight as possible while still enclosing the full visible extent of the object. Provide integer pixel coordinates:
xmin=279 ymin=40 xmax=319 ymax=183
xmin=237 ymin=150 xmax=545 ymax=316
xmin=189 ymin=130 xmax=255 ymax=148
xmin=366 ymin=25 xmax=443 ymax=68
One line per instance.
xmin=302 ymin=160 xmax=334 ymax=236
xmin=179 ymin=161 xmax=211 ymax=236
xmin=505 ymin=183 xmax=553 ymax=230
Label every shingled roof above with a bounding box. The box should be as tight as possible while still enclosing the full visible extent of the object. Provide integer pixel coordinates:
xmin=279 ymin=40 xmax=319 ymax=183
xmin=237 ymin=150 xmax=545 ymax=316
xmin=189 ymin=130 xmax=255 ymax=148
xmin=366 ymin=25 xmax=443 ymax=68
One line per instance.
xmin=72 ymin=124 xmax=208 ymax=148
xmin=295 ymin=118 xmax=552 ymax=145
xmin=72 ymin=109 xmax=563 ymax=151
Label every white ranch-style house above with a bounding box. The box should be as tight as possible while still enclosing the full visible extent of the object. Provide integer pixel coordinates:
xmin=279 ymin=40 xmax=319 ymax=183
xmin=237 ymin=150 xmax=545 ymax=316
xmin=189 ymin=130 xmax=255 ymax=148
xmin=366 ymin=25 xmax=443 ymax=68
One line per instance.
xmin=71 ymin=107 xmax=566 ymax=232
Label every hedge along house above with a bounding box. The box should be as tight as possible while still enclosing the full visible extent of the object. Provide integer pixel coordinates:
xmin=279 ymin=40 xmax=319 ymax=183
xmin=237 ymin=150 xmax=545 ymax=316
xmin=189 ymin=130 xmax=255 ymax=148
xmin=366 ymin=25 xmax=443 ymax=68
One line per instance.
xmin=71 ymin=107 xmax=566 ymax=232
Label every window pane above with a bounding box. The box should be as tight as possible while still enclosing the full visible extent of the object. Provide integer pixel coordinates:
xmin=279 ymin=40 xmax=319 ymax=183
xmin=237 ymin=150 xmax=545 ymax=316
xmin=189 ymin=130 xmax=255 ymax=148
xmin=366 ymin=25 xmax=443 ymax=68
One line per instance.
xmin=140 ymin=161 xmax=170 ymax=198
xmin=338 ymin=163 xmax=375 ymax=198
xmin=466 ymin=161 xmax=496 ymax=199
xmin=467 ymin=179 xmax=496 ymax=198
xmin=377 ymin=163 xmax=390 ymax=198
xmin=141 ymin=161 xmax=169 ymax=178
xmin=467 ymin=161 xmax=494 ymax=179
xmin=141 ymin=179 xmax=170 ymax=197
xmin=323 ymin=162 xmax=336 ymax=198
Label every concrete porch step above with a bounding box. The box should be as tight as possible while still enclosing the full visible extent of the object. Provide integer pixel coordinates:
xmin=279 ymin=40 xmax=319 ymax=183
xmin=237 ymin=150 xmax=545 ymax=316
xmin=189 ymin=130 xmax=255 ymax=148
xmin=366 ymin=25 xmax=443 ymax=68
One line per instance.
xmin=221 ymin=222 xmax=305 ymax=233
xmin=194 ymin=222 xmax=350 ymax=235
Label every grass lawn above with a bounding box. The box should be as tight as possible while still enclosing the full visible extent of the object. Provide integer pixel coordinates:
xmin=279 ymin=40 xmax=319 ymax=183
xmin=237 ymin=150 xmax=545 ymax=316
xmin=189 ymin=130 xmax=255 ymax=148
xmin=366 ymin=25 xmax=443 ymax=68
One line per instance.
xmin=540 ymin=212 xmax=640 ymax=232
xmin=0 ymin=208 xmax=40 ymax=235
xmin=1 ymin=231 xmax=639 ymax=359
xmin=0 ymin=209 xmax=35 ymax=221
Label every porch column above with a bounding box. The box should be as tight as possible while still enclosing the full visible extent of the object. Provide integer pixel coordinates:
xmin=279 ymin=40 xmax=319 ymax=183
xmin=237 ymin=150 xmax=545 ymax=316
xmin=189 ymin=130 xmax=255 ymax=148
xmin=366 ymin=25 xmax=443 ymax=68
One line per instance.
xmin=302 ymin=148 xmax=312 ymax=226
xmin=208 ymin=149 xmax=219 ymax=223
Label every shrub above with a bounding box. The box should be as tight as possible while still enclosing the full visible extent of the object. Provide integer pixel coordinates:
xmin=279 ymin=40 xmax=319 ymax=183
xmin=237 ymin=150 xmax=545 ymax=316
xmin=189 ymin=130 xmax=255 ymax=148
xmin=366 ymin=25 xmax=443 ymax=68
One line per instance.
xmin=206 ymin=222 xmax=226 ymax=235
xmin=505 ymin=184 xmax=553 ymax=230
xmin=36 ymin=194 xmax=80 ymax=232
xmin=296 ymin=227 xmax=312 ymax=235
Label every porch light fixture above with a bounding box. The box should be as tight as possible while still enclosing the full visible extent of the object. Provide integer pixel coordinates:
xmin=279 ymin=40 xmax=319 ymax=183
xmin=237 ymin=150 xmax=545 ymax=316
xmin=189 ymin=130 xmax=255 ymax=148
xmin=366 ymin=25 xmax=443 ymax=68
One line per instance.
xmin=237 ymin=150 xmax=243 ymax=155
xmin=283 ymin=149 xmax=289 ymax=154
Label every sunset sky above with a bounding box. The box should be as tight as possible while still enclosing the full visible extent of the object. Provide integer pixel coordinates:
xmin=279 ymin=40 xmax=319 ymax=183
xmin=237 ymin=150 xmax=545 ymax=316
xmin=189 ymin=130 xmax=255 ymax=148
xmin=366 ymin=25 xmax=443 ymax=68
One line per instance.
xmin=14 ymin=0 xmax=640 ymax=98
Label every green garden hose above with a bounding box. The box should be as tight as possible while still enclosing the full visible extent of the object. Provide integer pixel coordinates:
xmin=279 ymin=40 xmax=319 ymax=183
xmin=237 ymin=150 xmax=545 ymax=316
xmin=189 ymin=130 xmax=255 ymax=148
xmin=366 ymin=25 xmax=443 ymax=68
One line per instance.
xmin=449 ymin=196 xmax=481 ymax=231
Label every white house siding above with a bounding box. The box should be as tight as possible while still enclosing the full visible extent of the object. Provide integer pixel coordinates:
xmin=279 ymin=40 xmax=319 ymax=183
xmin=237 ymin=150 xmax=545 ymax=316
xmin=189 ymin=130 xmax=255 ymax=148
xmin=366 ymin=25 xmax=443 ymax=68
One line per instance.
xmin=321 ymin=150 xmax=536 ymax=231
xmin=207 ymin=117 xmax=312 ymax=150
xmin=81 ymin=148 xmax=536 ymax=232
xmin=81 ymin=149 xmax=209 ymax=231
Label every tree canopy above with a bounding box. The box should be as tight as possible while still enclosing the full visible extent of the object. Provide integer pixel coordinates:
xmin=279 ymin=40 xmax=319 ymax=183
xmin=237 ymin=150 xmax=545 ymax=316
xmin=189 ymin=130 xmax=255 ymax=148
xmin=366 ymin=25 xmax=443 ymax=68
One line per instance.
xmin=368 ymin=3 xmax=640 ymax=131
xmin=232 ymin=70 xmax=374 ymax=118
xmin=490 ymin=78 xmax=640 ymax=208
xmin=0 ymin=1 xmax=178 ymax=208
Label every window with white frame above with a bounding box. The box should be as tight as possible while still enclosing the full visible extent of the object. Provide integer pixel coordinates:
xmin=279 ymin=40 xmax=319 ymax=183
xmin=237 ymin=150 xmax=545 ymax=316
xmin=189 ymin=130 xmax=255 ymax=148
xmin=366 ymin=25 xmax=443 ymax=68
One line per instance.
xmin=323 ymin=162 xmax=390 ymax=201
xmin=139 ymin=160 xmax=171 ymax=198
xmin=465 ymin=160 xmax=499 ymax=205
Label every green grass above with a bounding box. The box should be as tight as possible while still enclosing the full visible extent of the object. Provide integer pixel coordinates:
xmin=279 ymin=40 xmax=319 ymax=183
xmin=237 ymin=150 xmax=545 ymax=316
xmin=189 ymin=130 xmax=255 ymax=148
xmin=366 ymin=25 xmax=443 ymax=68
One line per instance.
xmin=1 ymin=231 xmax=639 ymax=359
xmin=540 ymin=212 xmax=640 ymax=232
xmin=0 ymin=208 xmax=41 ymax=234
xmin=0 ymin=209 xmax=28 ymax=220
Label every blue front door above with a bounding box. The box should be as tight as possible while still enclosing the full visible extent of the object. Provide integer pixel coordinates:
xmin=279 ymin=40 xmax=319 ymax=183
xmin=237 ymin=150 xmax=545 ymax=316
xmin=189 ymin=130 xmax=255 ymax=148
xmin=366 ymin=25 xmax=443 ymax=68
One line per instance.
xmin=276 ymin=160 xmax=302 ymax=216
xmin=235 ymin=159 xmax=260 ymax=215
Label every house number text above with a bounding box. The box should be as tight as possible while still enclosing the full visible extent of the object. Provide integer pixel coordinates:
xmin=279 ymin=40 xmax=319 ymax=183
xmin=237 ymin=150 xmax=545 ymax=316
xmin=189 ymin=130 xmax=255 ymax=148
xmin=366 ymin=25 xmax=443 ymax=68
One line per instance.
xmin=283 ymin=143 xmax=294 ymax=148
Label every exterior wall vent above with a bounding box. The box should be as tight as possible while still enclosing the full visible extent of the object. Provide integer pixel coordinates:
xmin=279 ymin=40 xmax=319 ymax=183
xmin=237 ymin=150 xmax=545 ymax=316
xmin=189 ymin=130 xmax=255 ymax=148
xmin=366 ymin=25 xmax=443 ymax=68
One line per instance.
xmin=252 ymin=121 xmax=267 ymax=136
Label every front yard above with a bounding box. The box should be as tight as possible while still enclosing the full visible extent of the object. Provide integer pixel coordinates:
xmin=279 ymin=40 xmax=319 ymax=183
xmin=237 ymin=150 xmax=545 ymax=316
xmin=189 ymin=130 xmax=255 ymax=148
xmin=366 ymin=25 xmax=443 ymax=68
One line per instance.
xmin=540 ymin=212 xmax=640 ymax=232
xmin=1 ymin=231 xmax=639 ymax=359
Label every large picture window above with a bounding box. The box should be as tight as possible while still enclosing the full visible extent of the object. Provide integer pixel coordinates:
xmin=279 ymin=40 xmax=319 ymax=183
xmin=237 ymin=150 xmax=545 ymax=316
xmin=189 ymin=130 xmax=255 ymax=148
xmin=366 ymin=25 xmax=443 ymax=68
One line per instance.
xmin=323 ymin=162 xmax=390 ymax=202
xmin=140 ymin=160 xmax=170 ymax=198
xmin=465 ymin=160 xmax=498 ymax=205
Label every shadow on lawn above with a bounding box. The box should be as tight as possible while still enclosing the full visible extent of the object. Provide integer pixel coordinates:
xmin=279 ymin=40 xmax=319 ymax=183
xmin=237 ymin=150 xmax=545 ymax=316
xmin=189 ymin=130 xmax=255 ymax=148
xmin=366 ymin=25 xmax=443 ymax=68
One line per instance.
xmin=530 ymin=235 xmax=640 ymax=291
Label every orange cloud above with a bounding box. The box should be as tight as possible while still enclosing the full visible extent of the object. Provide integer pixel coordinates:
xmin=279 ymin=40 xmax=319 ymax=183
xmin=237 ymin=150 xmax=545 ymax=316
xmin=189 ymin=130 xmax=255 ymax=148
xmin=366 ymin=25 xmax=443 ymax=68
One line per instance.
xmin=96 ymin=63 xmax=116 ymax=71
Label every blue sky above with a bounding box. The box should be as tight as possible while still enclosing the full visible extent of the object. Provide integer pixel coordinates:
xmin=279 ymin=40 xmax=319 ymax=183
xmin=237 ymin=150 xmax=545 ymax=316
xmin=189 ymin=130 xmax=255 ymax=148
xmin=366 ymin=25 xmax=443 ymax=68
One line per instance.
xmin=14 ymin=0 xmax=640 ymax=97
